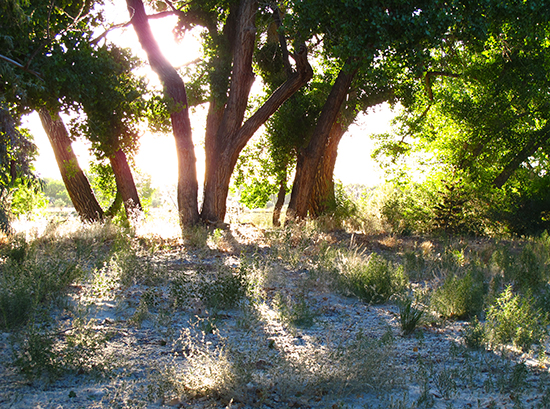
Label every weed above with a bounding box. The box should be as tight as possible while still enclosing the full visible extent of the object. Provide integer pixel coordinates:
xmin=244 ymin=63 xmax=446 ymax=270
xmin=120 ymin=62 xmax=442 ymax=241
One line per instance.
xmin=396 ymin=293 xmax=424 ymax=335
xmin=434 ymin=366 xmax=458 ymax=399
xmin=198 ymin=267 xmax=248 ymax=311
xmin=337 ymin=252 xmax=407 ymax=304
xmin=13 ymin=324 xmax=60 ymax=381
xmin=274 ymin=292 xmax=317 ymax=328
xmin=12 ymin=312 xmax=112 ymax=382
xmin=463 ymin=316 xmax=486 ymax=350
xmin=485 ymin=286 xmax=548 ymax=352
xmin=0 ymin=246 xmax=82 ymax=329
xmin=430 ymin=269 xmax=486 ymax=320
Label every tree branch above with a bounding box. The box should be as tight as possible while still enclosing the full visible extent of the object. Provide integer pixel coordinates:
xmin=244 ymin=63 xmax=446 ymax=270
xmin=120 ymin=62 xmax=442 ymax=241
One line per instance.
xmin=0 ymin=53 xmax=44 ymax=81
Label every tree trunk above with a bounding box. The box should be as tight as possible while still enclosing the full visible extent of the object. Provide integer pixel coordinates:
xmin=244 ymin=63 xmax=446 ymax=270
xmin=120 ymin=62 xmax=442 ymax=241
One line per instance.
xmin=127 ymin=0 xmax=199 ymax=227
xmin=309 ymin=117 xmax=347 ymax=217
xmin=38 ymin=108 xmax=104 ymax=222
xmin=287 ymin=63 xmax=357 ymax=220
xmin=109 ymin=149 xmax=142 ymax=217
xmin=492 ymin=129 xmax=550 ymax=188
xmin=272 ymin=176 xmax=287 ymax=227
xmin=200 ymin=0 xmax=312 ymax=223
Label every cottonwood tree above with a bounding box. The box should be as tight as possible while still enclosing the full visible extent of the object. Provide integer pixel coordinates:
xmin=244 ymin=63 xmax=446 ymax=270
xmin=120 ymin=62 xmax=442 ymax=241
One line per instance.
xmin=1 ymin=0 xmax=146 ymax=221
xmin=372 ymin=1 xmax=550 ymax=234
xmin=285 ymin=0 xmax=464 ymax=220
xmin=125 ymin=0 xmax=313 ymax=227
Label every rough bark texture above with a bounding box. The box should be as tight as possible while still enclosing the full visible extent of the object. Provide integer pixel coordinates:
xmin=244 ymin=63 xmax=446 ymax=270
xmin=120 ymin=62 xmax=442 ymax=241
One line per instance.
xmin=200 ymin=0 xmax=313 ymax=224
xmin=39 ymin=108 xmax=104 ymax=222
xmin=127 ymin=0 xmax=199 ymax=227
xmin=109 ymin=149 xmax=142 ymax=217
xmin=308 ymin=117 xmax=347 ymax=217
xmin=287 ymin=63 xmax=357 ymax=220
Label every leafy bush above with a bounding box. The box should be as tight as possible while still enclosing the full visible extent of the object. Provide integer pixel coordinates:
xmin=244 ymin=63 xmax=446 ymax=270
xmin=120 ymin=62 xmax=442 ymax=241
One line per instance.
xmin=338 ymin=252 xmax=407 ymax=304
xmin=485 ymin=286 xmax=548 ymax=352
xmin=430 ymin=269 xmax=486 ymax=320
xmin=380 ymin=183 xmax=435 ymax=235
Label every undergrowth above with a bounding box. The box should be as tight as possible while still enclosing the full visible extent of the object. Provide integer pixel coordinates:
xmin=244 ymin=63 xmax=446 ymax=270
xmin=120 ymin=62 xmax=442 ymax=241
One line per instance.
xmin=2 ymin=213 xmax=550 ymax=407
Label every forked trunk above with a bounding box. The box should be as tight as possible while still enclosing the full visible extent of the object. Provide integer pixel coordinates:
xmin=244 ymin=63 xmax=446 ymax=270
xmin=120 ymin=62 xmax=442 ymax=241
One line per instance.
xmin=39 ymin=108 xmax=104 ymax=222
xmin=287 ymin=63 xmax=357 ymax=220
xmin=309 ymin=118 xmax=347 ymax=217
xmin=109 ymin=149 xmax=142 ymax=217
xmin=200 ymin=38 xmax=313 ymax=222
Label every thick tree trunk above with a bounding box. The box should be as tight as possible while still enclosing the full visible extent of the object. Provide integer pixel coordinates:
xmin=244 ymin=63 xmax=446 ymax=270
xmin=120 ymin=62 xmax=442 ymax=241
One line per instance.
xmin=127 ymin=0 xmax=199 ymax=227
xmin=38 ymin=108 xmax=104 ymax=222
xmin=109 ymin=149 xmax=142 ymax=217
xmin=309 ymin=117 xmax=347 ymax=217
xmin=200 ymin=1 xmax=313 ymax=223
xmin=287 ymin=63 xmax=357 ymax=220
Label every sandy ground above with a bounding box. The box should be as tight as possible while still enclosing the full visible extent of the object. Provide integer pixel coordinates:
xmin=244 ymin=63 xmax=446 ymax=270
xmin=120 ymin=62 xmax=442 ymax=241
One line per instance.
xmin=1 ymin=223 xmax=549 ymax=408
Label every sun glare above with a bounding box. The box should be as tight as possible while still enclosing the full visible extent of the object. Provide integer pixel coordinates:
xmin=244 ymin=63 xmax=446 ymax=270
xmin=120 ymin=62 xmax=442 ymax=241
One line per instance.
xmin=28 ymin=3 xmax=390 ymax=191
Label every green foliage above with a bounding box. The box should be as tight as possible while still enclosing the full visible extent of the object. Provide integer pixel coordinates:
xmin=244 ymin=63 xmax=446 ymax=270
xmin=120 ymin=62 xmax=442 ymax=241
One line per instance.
xmin=397 ymin=294 xmax=424 ymax=336
xmin=369 ymin=1 xmax=550 ymax=236
xmin=485 ymin=286 xmax=548 ymax=352
xmin=0 ymin=106 xmax=41 ymax=231
xmin=274 ymin=292 xmax=317 ymax=328
xmin=43 ymin=178 xmax=72 ymax=207
xmin=463 ymin=316 xmax=486 ymax=350
xmin=10 ymin=183 xmax=48 ymax=216
xmin=88 ymin=162 xmax=118 ymax=210
xmin=381 ymin=182 xmax=435 ymax=235
xmin=338 ymin=253 xmax=407 ymax=304
xmin=0 ymin=237 xmax=83 ymax=329
xmin=430 ymin=269 xmax=486 ymax=320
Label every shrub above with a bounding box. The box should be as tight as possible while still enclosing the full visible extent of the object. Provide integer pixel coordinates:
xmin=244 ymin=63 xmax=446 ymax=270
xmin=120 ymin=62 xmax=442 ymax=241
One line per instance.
xmin=0 ymin=249 xmax=82 ymax=329
xmin=430 ymin=269 xmax=486 ymax=320
xmin=463 ymin=316 xmax=486 ymax=350
xmin=198 ymin=267 xmax=249 ymax=311
xmin=485 ymin=286 xmax=548 ymax=352
xmin=338 ymin=252 xmax=407 ymax=304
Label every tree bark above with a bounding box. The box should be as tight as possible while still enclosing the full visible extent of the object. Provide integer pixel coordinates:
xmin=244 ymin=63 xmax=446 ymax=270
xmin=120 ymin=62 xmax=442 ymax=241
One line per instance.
xmin=127 ymin=0 xmax=199 ymax=227
xmin=200 ymin=1 xmax=313 ymax=223
xmin=38 ymin=108 xmax=104 ymax=222
xmin=287 ymin=63 xmax=357 ymax=220
xmin=308 ymin=117 xmax=347 ymax=217
xmin=109 ymin=149 xmax=142 ymax=217
xmin=272 ymin=176 xmax=287 ymax=227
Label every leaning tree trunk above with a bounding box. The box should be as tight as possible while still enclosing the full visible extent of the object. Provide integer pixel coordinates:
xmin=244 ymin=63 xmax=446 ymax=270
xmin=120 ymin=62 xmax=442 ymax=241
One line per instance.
xmin=38 ymin=108 xmax=104 ymax=222
xmin=308 ymin=117 xmax=347 ymax=217
xmin=287 ymin=63 xmax=357 ymax=220
xmin=127 ymin=0 xmax=199 ymax=227
xmin=492 ymin=128 xmax=550 ymax=189
xmin=109 ymin=149 xmax=142 ymax=218
xmin=200 ymin=1 xmax=312 ymax=223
